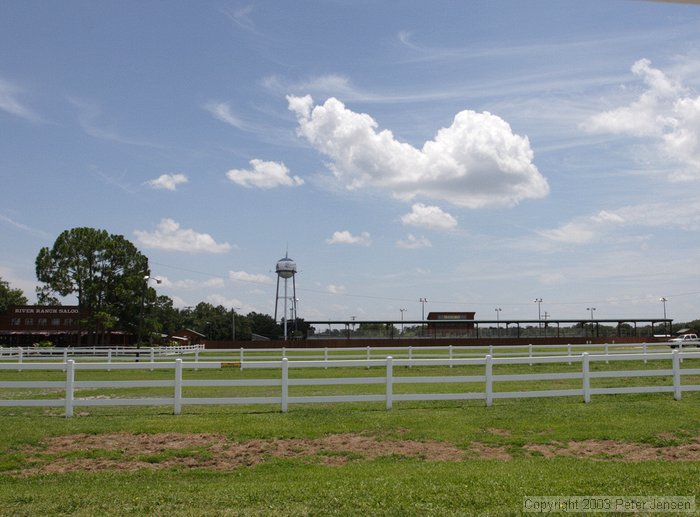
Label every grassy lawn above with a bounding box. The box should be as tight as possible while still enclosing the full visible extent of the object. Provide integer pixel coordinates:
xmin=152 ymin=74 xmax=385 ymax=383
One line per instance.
xmin=1 ymin=360 xmax=700 ymax=515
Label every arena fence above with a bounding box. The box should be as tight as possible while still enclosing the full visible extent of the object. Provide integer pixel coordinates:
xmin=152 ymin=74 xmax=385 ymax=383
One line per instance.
xmin=0 ymin=340 xmax=690 ymax=365
xmin=0 ymin=349 xmax=698 ymax=417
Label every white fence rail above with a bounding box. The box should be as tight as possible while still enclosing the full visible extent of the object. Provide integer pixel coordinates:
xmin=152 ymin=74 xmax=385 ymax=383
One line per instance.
xmin=0 ymin=344 xmax=204 ymax=363
xmin=217 ymin=341 xmax=689 ymax=364
xmin=0 ymin=350 xmax=698 ymax=417
xmin=1 ymin=342 xmax=690 ymax=366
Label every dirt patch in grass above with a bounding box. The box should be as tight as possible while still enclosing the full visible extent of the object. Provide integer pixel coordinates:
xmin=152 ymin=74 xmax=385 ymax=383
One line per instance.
xmin=465 ymin=442 xmax=512 ymax=460
xmin=485 ymin=427 xmax=512 ymax=437
xmin=16 ymin=432 xmax=465 ymax=475
xmin=521 ymin=438 xmax=700 ymax=462
xmin=14 ymin=432 xmax=700 ymax=475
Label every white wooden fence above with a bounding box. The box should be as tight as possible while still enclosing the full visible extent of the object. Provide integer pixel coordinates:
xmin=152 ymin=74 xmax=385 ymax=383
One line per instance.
xmin=199 ymin=341 xmax=687 ymax=365
xmin=0 ymin=344 xmax=204 ymax=364
xmin=0 ymin=350 xmax=698 ymax=417
xmin=1 ymin=341 xmax=685 ymax=366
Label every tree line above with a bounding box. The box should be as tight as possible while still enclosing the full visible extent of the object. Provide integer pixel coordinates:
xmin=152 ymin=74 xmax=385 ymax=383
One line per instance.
xmin=1 ymin=226 xmax=698 ymax=343
xmin=2 ymin=227 xmax=306 ymax=344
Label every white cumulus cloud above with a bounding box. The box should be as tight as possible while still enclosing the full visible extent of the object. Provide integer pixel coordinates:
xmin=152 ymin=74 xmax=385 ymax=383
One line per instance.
xmin=401 ymin=203 xmax=457 ymax=230
xmin=396 ymin=234 xmax=432 ymax=249
xmin=326 ymin=284 xmax=347 ymax=295
xmin=146 ymin=173 xmax=188 ymax=191
xmin=584 ymin=59 xmax=700 ymax=180
xmin=135 ymin=218 xmax=232 ymax=253
xmin=229 ymin=270 xmax=273 ymax=284
xmin=326 ymin=230 xmax=371 ymax=246
xmin=288 ymin=95 xmax=548 ymax=208
xmin=226 ymin=159 xmax=304 ymax=189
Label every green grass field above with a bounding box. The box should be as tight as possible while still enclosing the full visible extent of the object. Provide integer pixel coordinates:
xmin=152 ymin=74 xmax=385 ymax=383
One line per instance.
xmin=1 ymin=359 xmax=699 ymax=516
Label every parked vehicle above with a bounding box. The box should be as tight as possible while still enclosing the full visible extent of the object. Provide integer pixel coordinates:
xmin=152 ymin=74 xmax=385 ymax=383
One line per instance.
xmin=669 ymin=334 xmax=699 ymax=348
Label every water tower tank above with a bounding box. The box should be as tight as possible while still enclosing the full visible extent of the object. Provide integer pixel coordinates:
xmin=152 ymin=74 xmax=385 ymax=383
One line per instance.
xmin=276 ymin=256 xmax=297 ymax=279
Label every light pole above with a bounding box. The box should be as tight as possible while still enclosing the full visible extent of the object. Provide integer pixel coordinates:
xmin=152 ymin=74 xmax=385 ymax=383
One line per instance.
xmin=534 ymin=298 xmax=542 ymax=335
xmin=232 ymin=307 xmax=240 ymax=342
xmin=419 ymin=298 xmax=428 ymax=320
xmin=136 ymin=275 xmax=161 ymax=359
xmin=494 ymin=308 xmax=502 ymax=336
xmin=400 ymin=308 xmax=407 ymax=335
xmin=660 ymin=297 xmax=668 ymax=336
xmin=587 ymin=307 xmax=596 ymax=338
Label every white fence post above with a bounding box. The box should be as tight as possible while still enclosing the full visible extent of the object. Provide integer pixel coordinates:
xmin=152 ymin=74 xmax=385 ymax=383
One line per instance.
xmin=367 ymin=346 xmax=371 ymax=369
xmin=528 ymin=344 xmax=533 ymax=366
xmin=281 ymin=358 xmax=289 ymax=413
xmin=449 ymin=345 xmax=453 ymax=368
xmin=673 ymin=350 xmax=681 ymax=401
xmin=567 ymin=344 xmax=572 ymax=365
xmin=174 ymin=358 xmax=182 ymax=415
xmin=386 ymin=356 xmax=393 ymax=410
xmin=150 ymin=348 xmax=155 ymax=368
xmin=582 ymin=352 xmax=590 ymax=404
xmin=604 ymin=343 xmax=609 ymax=364
xmin=239 ymin=347 xmax=244 ymax=370
xmin=65 ymin=359 xmax=75 ymax=418
xmin=194 ymin=349 xmax=199 ymax=371
xmin=324 ymin=347 xmax=328 ymax=369
xmin=408 ymin=346 xmax=413 ymax=368
xmin=107 ymin=349 xmax=112 ymax=371
xmin=18 ymin=348 xmax=23 ymax=371
xmin=485 ymin=355 xmax=493 ymax=407
xmin=643 ymin=343 xmax=647 ymax=364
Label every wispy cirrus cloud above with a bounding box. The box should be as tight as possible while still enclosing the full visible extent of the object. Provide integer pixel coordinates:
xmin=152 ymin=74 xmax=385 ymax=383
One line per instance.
xmin=134 ymin=218 xmax=232 ymax=253
xmin=0 ymin=213 xmax=50 ymax=238
xmin=70 ymin=97 xmax=165 ymax=149
xmin=157 ymin=276 xmax=225 ymax=289
xmin=0 ymin=78 xmax=42 ymax=123
xmin=222 ymin=5 xmax=258 ymax=33
xmin=203 ymin=100 xmax=245 ymax=130
xmin=535 ymin=199 xmax=700 ymax=247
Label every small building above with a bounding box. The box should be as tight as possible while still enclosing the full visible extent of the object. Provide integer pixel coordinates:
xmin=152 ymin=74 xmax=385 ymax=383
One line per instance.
xmin=0 ymin=305 xmax=87 ymax=346
xmin=426 ymin=311 xmax=476 ymax=336
xmin=170 ymin=328 xmax=206 ymax=346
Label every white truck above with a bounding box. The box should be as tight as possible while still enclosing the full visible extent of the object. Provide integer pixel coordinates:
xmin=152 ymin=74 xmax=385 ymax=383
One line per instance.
xmin=669 ymin=334 xmax=699 ymax=348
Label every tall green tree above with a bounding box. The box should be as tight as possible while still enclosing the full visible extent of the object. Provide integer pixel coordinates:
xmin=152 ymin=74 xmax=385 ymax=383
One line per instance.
xmin=0 ymin=276 xmax=28 ymax=313
xmin=246 ymin=312 xmax=282 ymax=339
xmin=35 ymin=227 xmax=150 ymax=342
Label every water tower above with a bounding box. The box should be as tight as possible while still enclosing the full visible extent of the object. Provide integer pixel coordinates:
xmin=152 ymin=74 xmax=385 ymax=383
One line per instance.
xmin=274 ymin=253 xmax=298 ymax=340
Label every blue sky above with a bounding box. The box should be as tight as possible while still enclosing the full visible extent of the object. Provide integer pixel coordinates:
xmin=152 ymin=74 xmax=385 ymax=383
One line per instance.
xmin=2 ymin=0 xmax=700 ymax=324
